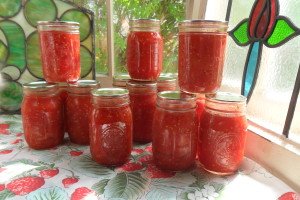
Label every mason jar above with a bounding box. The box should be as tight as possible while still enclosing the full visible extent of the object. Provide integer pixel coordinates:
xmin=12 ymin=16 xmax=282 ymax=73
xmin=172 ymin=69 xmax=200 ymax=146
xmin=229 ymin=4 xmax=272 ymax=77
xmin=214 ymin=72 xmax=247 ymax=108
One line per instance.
xmin=157 ymin=74 xmax=177 ymax=92
xmin=152 ymin=91 xmax=197 ymax=171
xmin=21 ymin=81 xmax=63 ymax=149
xmin=127 ymin=19 xmax=163 ymax=81
xmin=90 ymin=88 xmax=132 ymax=166
xmin=198 ymin=92 xmax=247 ymax=175
xmin=178 ymin=20 xmax=228 ymax=93
xmin=127 ymin=81 xmax=157 ymax=143
xmin=66 ymin=80 xmax=100 ymax=145
xmin=112 ymin=74 xmax=130 ymax=88
xmin=37 ymin=21 xmax=80 ymax=83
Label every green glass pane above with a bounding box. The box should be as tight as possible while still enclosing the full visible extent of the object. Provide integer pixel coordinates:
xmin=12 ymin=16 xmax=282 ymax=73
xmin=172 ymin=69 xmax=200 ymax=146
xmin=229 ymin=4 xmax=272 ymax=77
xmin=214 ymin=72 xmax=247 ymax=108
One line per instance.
xmin=267 ymin=18 xmax=297 ymax=46
xmin=1 ymin=66 xmax=21 ymax=80
xmin=24 ymin=0 xmax=57 ymax=27
xmin=0 ymin=40 xmax=8 ymax=67
xmin=0 ymin=0 xmax=22 ymax=18
xmin=232 ymin=20 xmax=250 ymax=45
xmin=0 ymin=21 xmax=26 ymax=70
xmin=61 ymin=9 xmax=91 ymax=41
xmin=80 ymin=46 xmax=93 ymax=78
xmin=0 ymin=81 xmax=22 ymax=111
xmin=26 ymin=31 xmax=43 ymax=78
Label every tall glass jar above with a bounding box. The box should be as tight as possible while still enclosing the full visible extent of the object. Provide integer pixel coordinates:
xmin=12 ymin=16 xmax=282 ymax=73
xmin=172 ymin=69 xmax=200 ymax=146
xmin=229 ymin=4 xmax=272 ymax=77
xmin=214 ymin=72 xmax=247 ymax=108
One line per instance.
xmin=198 ymin=92 xmax=247 ymax=175
xmin=127 ymin=19 xmax=163 ymax=81
xmin=37 ymin=21 xmax=80 ymax=83
xmin=21 ymin=82 xmax=63 ymax=149
xmin=152 ymin=91 xmax=198 ymax=171
xmin=112 ymin=74 xmax=130 ymax=88
xmin=178 ymin=20 xmax=228 ymax=93
xmin=90 ymin=88 xmax=132 ymax=166
xmin=157 ymin=74 xmax=177 ymax=92
xmin=127 ymin=81 xmax=157 ymax=143
xmin=196 ymin=93 xmax=205 ymax=122
xmin=66 ymin=80 xmax=99 ymax=145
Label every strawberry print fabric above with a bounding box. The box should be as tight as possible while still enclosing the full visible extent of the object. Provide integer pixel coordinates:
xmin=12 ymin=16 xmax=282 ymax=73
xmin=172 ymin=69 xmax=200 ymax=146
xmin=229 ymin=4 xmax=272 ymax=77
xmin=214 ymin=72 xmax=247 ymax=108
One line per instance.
xmin=0 ymin=115 xmax=298 ymax=200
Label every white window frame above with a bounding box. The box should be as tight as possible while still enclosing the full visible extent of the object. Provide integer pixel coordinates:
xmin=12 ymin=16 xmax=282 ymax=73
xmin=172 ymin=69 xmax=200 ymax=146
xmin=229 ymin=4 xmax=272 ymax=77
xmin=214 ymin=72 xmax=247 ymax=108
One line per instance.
xmin=96 ymin=0 xmax=300 ymax=191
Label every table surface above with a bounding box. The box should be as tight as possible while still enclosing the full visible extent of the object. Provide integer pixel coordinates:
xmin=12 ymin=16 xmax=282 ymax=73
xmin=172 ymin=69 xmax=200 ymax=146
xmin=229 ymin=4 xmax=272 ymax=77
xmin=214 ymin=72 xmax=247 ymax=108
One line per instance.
xmin=0 ymin=115 xmax=297 ymax=200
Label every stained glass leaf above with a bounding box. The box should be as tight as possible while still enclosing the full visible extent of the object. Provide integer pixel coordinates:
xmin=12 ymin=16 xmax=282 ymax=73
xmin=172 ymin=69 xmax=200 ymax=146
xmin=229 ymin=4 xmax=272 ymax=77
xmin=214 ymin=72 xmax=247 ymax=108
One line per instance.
xmin=0 ymin=41 xmax=8 ymax=67
xmin=24 ymin=0 xmax=57 ymax=27
xmin=0 ymin=81 xmax=22 ymax=111
xmin=1 ymin=66 xmax=21 ymax=81
xmin=80 ymin=46 xmax=93 ymax=78
xmin=0 ymin=21 xmax=26 ymax=71
xmin=266 ymin=17 xmax=299 ymax=47
xmin=61 ymin=9 xmax=91 ymax=41
xmin=26 ymin=31 xmax=43 ymax=78
xmin=230 ymin=19 xmax=250 ymax=46
xmin=0 ymin=0 xmax=22 ymax=18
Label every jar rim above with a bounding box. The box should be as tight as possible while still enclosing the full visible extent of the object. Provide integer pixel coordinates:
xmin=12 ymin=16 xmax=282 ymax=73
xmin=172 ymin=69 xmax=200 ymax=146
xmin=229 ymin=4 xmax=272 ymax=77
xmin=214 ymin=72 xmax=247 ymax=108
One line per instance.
xmin=158 ymin=74 xmax=176 ymax=83
xmin=23 ymin=81 xmax=57 ymax=90
xmin=68 ymin=80 xmax=99 ymax=88
xmin=206 ymin=92 xmax=247 ymax=103
xmin=113 ymin=74 xmax=130 ymax=82
xmin=179 ymin=19 xmax=228 ymax=25
xmin=92 ymin=88 xmax=128 ymax=97
xmin=37 ymin=21 xmax=80 ymax=26
xmin=127 ymin=80 xmax=157 ymax=88
xmin=158 ymin=91 xmax=196 ymax=101
xmin=130 ymin=18 xmax=160 ymax=23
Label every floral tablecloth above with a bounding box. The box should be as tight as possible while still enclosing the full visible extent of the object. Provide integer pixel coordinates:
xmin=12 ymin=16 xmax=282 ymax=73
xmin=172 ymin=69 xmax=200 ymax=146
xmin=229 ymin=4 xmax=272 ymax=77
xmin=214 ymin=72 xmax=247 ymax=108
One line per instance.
xmin=0 ymin=115 xmax=298 ymax=200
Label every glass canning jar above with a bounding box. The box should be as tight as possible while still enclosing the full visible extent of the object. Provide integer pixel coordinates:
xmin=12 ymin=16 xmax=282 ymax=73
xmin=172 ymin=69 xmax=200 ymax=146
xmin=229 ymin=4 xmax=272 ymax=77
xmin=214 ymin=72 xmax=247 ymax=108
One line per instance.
xmin=21 ymin=81 xmax=63 ymax=149
xmin=198 ymin=92 xmax=247 ymax=175
xmin=90 ymin=88 xmax=132 ymax=166
xmin=152 ymin=91 xmax=198 ymax=171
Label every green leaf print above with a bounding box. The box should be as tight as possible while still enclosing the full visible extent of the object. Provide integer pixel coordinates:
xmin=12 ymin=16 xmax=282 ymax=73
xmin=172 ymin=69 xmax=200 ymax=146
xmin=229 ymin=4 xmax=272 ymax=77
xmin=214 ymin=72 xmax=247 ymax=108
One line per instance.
xmin=104 ymin=172 xmax=149 ymax=200
xmin=92 ymin=179 xmax=109 ymax=195
xmin=26 ymin=187 xmax=68 ymax=200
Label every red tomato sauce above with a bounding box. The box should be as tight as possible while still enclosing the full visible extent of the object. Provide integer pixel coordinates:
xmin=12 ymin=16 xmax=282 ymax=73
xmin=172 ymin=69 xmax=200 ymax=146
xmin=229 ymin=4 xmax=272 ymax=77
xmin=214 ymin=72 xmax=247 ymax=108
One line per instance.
xmin=152 ymin=107 xmax=197 ymax=171
xmin=39 ymin=30 xmax=80 ymax=83
xmin=22 ymin=93 xmax=64 ymax=149
xmin=127 ymin=31 xmax=163 ymax=81
xmin=178 ymin=32 xmax=227 ymax=93
xmin=90 ymin=105 xmax=132 ymax=166
xmin=129 ymin=93 xmax=157 ymax=143
xmin=66 ymin=95 xmax=92 ymax=145
xmin=198 ymin=110 xmax=247 ymax=174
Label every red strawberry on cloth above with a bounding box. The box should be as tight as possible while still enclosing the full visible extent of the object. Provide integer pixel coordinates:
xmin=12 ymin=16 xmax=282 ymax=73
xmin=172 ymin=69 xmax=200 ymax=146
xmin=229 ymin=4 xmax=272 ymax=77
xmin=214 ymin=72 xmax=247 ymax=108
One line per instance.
xmin=118 ymin=162 xmax=144 ymax=172
xmin=62 ymin=176 xmax=79 ymax=188
xmin=146 ymin=163 xmax=175 ymax=178
xmin=16 ymin=132 xmax=23 ymax=137
xmin=71 ymin=187 xmax=97 ymax=200
xmin=0 ymin=184 xmax=5 ymax=191
xmin=39 ymin=168 xmax=59 ymax=179
xmin=145 ymin=145 xmax=152 ymax=152
xmin=0 ymin=149 xmax=13 ymax=154
xmin=138 ymin=155 xmax=153 ymax=165
xmin=70 ymin=150 xmax=83 ymax=157
xmin=0 ymin=124 xmax=9 ymax=134
xmin=132 ymin=148 xmax=144 ymax=154
xmin=6 ymin=176 xmax=45 ymax=195
xmin=11 ymin=139 xmax=22 ymax=144
xmin=0 ymin=167 xmax=6 ymax=173
xmin=278 ymin=192 xmax=300 ymax=200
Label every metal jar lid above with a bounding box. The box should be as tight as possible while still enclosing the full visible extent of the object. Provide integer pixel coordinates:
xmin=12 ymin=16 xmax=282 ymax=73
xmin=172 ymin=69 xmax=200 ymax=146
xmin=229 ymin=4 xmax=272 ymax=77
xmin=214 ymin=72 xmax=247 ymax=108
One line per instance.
xmin=126 ymin=80 xmax=157 ymax=88
xmin=158 ymin=74 xmax=176 ymax=83
xmin=68 ymin=80 xmax=99 ymax=88
xmin=113 ymin=74 xmax=130 ymax=87
xmin=158 ymin=91 xmax=196 ymax=101
xmin=129 ymin=19 xmax=160 ymax=32
xmin=178 ymin=20 xmax=228 ymax=33
xmin=91 ymin=88 xmax=129 ymax=97
xmin=37 ymin=21 xmax=80 ymax=32
xmin=206 ymin=92 xmax=246 ymax=103
xmin=23 ymin=81 xmax=57 ymax=91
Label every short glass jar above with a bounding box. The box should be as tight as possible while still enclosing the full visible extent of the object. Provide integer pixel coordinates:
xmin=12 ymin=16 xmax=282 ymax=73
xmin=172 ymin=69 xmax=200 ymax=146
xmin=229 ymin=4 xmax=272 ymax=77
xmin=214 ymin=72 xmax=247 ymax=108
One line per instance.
xmin=66 ymin=80 xmax=99 ymax=145
xmin=126 ymin=19 xmax=163 ymax=81
xmin=127 ymin=81 xmax=157 ymax=143
xmin=157 ymin=74 xmax=177 ymax=92
xmin=198 ymin=92 xmax=247 ymax=175
xmin=178 ymin=20 xmax=228 ymax=93
xmin=37 ymin=21 xmax=80 ymax=83
xmin=112 ymin=74 xmax=130 ymax=88
xmin=21 ymin=81 xmax=64 ymax=149
xmin=152 ymin=91 xmax=197 ymax=171
xmin=196 ymin=93 xmax=205 ymax=122
xmin=90 ymin=88 xmax=132 ymax=166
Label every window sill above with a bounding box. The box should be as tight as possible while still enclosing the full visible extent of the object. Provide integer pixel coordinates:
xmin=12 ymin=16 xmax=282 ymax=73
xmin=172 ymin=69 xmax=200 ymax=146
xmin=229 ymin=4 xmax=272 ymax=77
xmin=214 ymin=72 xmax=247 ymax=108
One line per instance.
xmin=245 ymin=120 xmax=300 ymax=192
